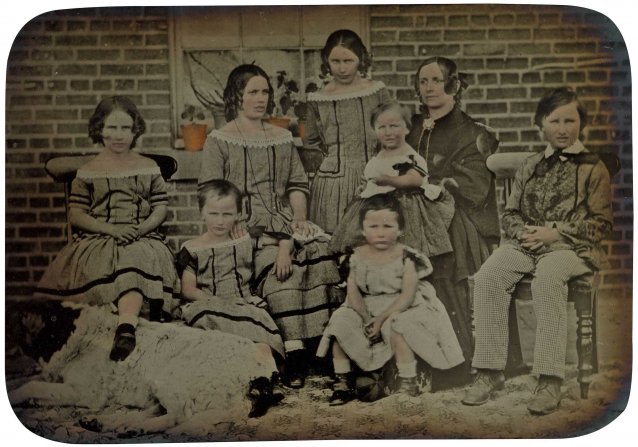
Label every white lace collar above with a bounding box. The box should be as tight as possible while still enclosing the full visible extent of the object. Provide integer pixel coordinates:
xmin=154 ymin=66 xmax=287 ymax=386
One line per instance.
xmin=307 ymin=80 xmax=386 ymax=102
xmin=76 ymin=166 xmax=160 ymax=179
xmin=209 ymin=128 xmax=294 ymax=148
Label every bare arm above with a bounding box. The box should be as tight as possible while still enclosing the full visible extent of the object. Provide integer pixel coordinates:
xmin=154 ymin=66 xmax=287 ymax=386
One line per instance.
xmin=374 ymin=169 xmax=423 ymax=189
xmin=136 ymin=205 xmax=167 ymax=237
xmin=376 ymin=258 xmax=418 ymax=322
xmin=180 ymin=269 xmax=212 ymax=302
xmin=346 ymin=271 xmax=372 ymax=323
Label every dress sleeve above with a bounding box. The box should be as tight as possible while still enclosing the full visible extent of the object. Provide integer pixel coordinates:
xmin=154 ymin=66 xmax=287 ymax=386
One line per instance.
xmin=199 ymin=134 xmax=227 ymax=189
xmin=403 ymin=246 xmax=434 ymax=279
xmin=286 ymin=143 xmax=310 ymax=196
xmin=448 ymin=147 xmax=494 ymax=208
xmin=176 ymin=246 xmax=197 ymax=277
xmin=149 ymin=173 xmax=169 ymax=208
xmin=68 ymin=176 xmax=91 ymax=212
xmin=302 ymin=101 xmax=325 ymax=154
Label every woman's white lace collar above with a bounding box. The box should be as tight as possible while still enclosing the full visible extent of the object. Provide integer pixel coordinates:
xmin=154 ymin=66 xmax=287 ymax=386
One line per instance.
xmin=209 ymin=128 xmax=294 ymax=147
xmin=307 ymin=80 xmax=386 ymax=102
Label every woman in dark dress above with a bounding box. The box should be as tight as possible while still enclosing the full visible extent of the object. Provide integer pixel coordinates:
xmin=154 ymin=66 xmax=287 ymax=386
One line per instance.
xmin=406 ymin=56 xmax=500 ymax=389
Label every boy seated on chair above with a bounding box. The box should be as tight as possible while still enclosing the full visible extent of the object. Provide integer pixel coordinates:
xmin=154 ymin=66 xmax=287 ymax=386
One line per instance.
xmin=461 ymin=87 xmax=613 ymax=415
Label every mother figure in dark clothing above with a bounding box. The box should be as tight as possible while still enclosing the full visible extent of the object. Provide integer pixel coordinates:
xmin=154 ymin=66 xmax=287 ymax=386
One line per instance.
xmin=406 ymin=56 xmax=500 ymax=389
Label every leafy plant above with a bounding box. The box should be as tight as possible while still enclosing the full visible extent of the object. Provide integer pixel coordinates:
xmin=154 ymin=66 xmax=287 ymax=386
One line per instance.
xmin=181 ymin=104 xmax=206 ymax=124
xmin=275 ymin=71 xmax=300 ymax=117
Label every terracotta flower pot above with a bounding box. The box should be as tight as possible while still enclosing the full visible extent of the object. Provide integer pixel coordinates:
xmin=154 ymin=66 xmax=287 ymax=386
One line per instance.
xmin=181 ymin=123 xmax=208 ymax=151
xmin=265 ymin=117 xmax=291 ymax=130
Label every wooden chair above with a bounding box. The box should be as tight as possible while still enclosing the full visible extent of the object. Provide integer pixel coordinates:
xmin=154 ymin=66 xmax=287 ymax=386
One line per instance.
xmin=44 ymin=153 xmax=178 ymax=243
xmin=485 ymin=151 xmax=620 ymax=399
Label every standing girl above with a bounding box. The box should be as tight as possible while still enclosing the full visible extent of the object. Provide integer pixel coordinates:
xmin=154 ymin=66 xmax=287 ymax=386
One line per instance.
xmin=328 ymin=101 xmax=455 ymax=258
xmin=303 ymin=29 xmax=392 ymax=234
xmin=35 ymin=96 xmax=179 ymax=362
xmin=316 ymin=195 xmax=464 ymax=404
xmin=177 ymin=180 xmax=287 ymax=417
xmin=199 ymin=64 xmax=341 ymax=388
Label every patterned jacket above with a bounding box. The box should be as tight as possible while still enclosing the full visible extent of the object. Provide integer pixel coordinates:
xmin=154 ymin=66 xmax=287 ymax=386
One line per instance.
xmin=502 ymin=142 xmax=613 ymax=270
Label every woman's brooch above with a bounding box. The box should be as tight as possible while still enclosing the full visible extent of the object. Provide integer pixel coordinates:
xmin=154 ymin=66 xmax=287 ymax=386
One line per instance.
xmin=422 ymin=117 xmax=435 ymax=131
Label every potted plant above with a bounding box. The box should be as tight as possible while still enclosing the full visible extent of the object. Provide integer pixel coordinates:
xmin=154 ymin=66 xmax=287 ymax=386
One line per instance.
xmin=180 ymin=104 xmax=208 ymax=151
xmin=266 ymin=70 xmax=300 ymax=130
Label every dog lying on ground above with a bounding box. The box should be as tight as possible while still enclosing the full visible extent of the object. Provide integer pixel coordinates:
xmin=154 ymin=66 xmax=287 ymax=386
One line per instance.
xmin=8 ymin=303 xmax=276 ymax=436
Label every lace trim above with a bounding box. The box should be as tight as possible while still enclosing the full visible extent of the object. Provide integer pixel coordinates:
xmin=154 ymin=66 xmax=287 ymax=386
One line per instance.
xmin=209 ymin=128 xmax=294 ymax=147
xmin=76 ymin=166 xmax=160 ymax=179
xmin=181 ymin=234 xmax=251 ymax=252
xmin=307 ymin=80 xmax=386 ymax=102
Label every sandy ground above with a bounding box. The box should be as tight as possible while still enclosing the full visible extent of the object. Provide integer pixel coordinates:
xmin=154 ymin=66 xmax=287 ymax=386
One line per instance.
xmin=4 ymin=289 xmax=632 ymax=442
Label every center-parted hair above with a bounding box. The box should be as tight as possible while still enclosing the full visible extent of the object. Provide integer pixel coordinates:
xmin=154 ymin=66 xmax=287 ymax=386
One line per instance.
xmin=369 ymin=101 xmax=412 ymax=130
xmin=223 ymin=64 xmax=276 ymax=122
xmin=534 ymin=87 xmax=588 ymax=131
xmin=358 ymin=194 xmax=405 ymax=230
xmin=320 ymin=29 xmax=372 ymax=77
xmin=88 ymin=96 xmax=146 ymax=148
xmin=197 ymin=179 xmax=243 ymax=213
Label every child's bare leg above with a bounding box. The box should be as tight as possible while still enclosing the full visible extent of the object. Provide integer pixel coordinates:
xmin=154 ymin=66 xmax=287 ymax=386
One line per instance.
xmin=110 ymin=290 xmax=143 ymax=361
xmin=391 ymin=330 xmax=419 ymax=396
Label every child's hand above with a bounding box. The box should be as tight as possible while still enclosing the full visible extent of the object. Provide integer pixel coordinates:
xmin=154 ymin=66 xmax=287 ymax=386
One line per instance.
xmin=111 ymin=225 xmax=139 ymax=245
xmin=519 ymin=225 xmax=560 ymax=252
xmin=364 ymin=318 xmax=383 ymax=344
xmin=371 ymin=175 xmax=393 ymax=187
xmin=275 ymin=248 xmax=293 ymax=281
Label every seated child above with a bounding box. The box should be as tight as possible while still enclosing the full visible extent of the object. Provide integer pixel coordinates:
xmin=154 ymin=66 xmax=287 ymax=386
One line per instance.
xmin=177 ymin=179 xmax=290 ymax=417
xmin=317 ymin=194 xmax=464 ymax=405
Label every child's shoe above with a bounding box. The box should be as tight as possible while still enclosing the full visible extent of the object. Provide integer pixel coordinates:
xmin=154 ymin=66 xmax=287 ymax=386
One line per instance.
xmin=283 ymin=350 xmax=306 ymax=389
xmin=398 ymin=376 xmax=420 ymax=397
xmin=329 ymin=373 xmax=355 ymax=406
xmin=247 ymin=373 xmax=284 ymax=418
xmin=109 ymin=323 xmax=136 ymax=361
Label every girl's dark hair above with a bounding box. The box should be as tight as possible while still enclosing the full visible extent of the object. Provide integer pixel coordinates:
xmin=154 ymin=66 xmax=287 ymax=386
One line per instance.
xmin=197 ymin=179 xmax=243 ymax=212
xmin=88 ymin=96 xmax=146 ymax=148
xmin=534 ymin=87 xmax=587 ymax=131
xmin=369 ymin=101 xmax=412 ymax=130
xmin=320 ymin=29 xmax=372 ymax=77
xmin=414 ymin=56 xmax=466 ymax=111
xmin=359 ymin=194 xmax=405 ymax=230
xmin=223 ymin=64 xmax=276 ymax=121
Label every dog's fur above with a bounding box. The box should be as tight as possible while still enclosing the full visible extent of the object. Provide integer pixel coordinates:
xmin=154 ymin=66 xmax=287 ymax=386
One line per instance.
xmin=8 ymin=304 xmax=274 ymax=435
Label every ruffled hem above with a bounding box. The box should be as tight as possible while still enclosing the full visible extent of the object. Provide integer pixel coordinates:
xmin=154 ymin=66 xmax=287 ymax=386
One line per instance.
xmin=307 ymin=80 xmax=387 ymax=102
xmin=208 ymin=128 xmax=294 ymax=148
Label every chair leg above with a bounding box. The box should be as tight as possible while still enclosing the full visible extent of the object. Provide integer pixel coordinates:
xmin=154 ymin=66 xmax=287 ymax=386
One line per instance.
xmin=575 ymin=295 xmax=594 ymax=399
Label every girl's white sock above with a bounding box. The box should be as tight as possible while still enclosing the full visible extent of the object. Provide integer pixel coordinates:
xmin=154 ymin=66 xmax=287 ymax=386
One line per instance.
xmin=396 ymin=360 xmax=417 ymax=379
xmin=333 ymin=358 xmax=352 ymax=375
xmin=118 ymin=314 xmax=139 ymax=328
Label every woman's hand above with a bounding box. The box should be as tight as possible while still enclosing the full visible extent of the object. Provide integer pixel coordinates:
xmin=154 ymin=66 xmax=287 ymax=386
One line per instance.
xmin=440 ymin=177 xmax=459 ymax=190
xmin=230 ymin=221 xmax=248 ymax=239
xmin=291 ymin=219 xmax=315 ymax=238
xmin=110 ymin=224 xmax=139 ymax=245
xmin=275 ymin=247 xmax=293 ymax=281
xmin=519 ymin=225 xmax=561 ymax=251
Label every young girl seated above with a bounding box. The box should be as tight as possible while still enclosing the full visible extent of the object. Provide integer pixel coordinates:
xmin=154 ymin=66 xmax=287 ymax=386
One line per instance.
xmin=35 ymin=96 xmax=179 ymax=362
xmin=317 ymin=194 xmax=464 ymax=405
xmin=177 ymin=180 xmax=289 ymax=417
xmin=328 ymin=101 xmax=455 ymax=259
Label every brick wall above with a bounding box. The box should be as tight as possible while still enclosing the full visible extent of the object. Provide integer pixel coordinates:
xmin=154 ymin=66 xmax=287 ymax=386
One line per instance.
xmin=4 ymin=5 xmax=632 ymax=299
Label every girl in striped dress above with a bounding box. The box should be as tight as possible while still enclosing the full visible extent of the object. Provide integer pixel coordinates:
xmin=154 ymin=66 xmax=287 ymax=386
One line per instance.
xmin=177 ymin=180 xmax=288 ymax=417
xmin=35 ymin=96 xmax=179 ymax=362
